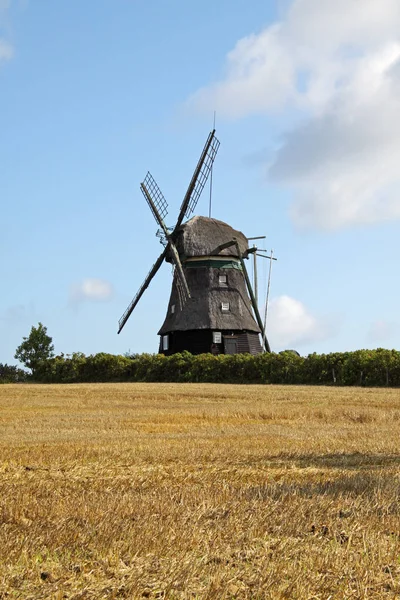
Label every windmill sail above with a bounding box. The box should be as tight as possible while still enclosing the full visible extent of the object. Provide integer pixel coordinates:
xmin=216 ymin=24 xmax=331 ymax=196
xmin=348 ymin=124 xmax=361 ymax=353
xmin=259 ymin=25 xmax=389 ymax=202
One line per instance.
xmin=175 ymin=130 xmax=220 ymax=229
xmin=118 ymin=248 xmax=168 ymax=334
xmin=140 ymin=174 xmax=191 ymax=304
xmin=141 ymin=172 xmax=168 ymax=222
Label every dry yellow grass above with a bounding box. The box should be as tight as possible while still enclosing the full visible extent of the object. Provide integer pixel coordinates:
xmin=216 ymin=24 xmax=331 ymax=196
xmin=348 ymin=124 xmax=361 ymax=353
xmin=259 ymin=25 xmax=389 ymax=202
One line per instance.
xmin=1 ymin=383 xmax=400 ymax=599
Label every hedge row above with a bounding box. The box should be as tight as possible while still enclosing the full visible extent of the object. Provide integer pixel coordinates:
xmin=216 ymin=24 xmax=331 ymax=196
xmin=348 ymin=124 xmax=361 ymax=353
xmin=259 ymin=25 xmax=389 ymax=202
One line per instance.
xmin=23 ymin=348 xmax=400 ymax=386
xmin=0 ymin=363 xmax=29 ymax=383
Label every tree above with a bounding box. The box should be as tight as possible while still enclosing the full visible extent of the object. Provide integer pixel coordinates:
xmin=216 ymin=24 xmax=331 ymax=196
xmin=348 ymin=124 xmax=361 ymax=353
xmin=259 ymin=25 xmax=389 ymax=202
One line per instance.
xmin=14 ymin=323 xmax=54 ymax=376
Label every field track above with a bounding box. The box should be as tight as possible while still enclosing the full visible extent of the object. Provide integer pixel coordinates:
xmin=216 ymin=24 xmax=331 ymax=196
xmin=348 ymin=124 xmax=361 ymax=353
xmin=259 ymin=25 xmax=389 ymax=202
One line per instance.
xmin=2 ymin=383 xmax=400 ymax=599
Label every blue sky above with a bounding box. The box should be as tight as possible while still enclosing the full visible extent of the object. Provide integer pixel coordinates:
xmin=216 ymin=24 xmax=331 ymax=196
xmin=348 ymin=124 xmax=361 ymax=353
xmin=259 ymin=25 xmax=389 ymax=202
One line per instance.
xmin=1 ymin=0 xmax=400 ymax=364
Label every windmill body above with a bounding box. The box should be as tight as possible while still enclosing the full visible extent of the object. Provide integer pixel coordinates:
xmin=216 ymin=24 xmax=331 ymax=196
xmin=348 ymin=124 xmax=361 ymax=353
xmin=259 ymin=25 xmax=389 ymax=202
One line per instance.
xmin=158 ymin=216 xmax=262 ymax=355
xmin=118 ymin=130 xmax=270 ymax=355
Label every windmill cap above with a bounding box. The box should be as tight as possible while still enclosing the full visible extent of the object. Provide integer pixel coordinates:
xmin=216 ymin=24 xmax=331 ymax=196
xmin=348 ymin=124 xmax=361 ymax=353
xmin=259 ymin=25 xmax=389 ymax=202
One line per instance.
xmin=170 ymin=216 xmax=249 ymax=261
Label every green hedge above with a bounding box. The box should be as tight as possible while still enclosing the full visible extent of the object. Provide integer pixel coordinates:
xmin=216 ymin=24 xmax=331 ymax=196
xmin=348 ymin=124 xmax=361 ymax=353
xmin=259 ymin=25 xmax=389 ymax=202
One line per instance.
xmin=0 ymin=363 xmax=28 ymax=383
xmin=31 ymin=348 xmax=400 ymax=386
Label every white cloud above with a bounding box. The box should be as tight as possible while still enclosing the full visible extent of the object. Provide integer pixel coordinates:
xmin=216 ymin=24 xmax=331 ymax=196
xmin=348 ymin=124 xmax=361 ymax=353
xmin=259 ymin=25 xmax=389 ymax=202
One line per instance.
xmin=266 ymin=295 xmax=332 ymax=349
xmin=70 ymin=278 xmax=114 ymax=303
xmin=188 ymin=0 xmax=400 ymax=230
xmin=188 ymin=25 xmax=296 ymax=118
xmin=367 ymin=319 xmax=398 ymax=343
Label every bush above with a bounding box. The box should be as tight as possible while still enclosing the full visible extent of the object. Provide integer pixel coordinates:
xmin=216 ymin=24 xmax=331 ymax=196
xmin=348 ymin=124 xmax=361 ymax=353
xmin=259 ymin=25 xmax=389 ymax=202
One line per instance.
xmin=29 ymin=349 xmax=400 ymax=387
xmin=0 ymin=363 xmax=29 ymax=383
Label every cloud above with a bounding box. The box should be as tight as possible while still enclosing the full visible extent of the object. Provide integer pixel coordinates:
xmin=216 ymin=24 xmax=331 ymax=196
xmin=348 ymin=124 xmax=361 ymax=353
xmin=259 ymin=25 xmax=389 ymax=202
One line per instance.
xmin=188 ymin=24 xmax=296 ymax=118
xmin=188 ymin=0 xmax=400 ymax=230
xmin=70 ymin=278 xmax=114 ymax=304
xmin=367 ymin=319 xmax=398 ymax=343
xmin=266 ymin=295 xmax=332 ymax=349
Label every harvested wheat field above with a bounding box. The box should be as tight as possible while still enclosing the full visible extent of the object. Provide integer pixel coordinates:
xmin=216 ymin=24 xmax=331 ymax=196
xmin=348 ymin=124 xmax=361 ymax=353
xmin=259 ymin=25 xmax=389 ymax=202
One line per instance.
xmin=2 ymin=384 xmax=400 ymax=599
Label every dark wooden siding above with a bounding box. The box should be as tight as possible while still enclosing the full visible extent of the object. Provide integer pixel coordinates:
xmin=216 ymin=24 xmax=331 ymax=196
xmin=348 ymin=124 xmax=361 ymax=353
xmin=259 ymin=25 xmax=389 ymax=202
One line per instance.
xmin=160 ymin=330 xmax=262 ymax=356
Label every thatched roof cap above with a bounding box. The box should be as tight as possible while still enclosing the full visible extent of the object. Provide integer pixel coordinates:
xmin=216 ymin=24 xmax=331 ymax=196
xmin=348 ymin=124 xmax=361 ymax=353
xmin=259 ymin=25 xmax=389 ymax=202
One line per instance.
xmin=173 ymin=216 xmax=249 ymax=259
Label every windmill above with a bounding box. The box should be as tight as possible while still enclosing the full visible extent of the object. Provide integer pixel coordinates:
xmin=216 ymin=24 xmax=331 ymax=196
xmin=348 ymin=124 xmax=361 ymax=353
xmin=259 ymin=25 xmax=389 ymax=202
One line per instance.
xmin=118 ymin=130 xmax=271 ymax=355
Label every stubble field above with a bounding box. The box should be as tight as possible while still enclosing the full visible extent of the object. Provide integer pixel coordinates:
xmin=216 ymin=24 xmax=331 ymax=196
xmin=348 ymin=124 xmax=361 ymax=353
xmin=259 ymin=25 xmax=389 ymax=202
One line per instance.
xmin=1 ymin=383 xmax=400 ymax=599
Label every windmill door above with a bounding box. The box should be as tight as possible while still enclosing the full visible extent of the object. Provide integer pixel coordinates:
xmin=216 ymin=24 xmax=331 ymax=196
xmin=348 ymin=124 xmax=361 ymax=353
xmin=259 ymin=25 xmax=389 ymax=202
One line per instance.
xmin=223 ymin=336 xmax=238 ymax=355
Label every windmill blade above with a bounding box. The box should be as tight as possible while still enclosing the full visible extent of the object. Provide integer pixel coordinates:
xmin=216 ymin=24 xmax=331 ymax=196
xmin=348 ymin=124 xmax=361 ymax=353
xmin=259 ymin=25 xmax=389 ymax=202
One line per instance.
xmin=174 ymin=265 xmax=189 ymax=308
xmin=141 ymin=172 xmax=168 ymax=225
xmin=117 ymin=247 xmax=168 ymax=334
xmin=174 ymin=129 xmax=220 ymax=230
xmin=140 ymin=173 xmax=191 ymax=307
xmin=168 ymin=240 xmax=191 ymax=303
xmin=141 ymin=176 xmax=191 ymax=303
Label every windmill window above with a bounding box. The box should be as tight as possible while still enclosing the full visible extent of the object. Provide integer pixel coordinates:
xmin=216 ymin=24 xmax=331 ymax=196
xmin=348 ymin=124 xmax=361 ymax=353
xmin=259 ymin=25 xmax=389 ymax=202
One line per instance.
xmin=213 ymin=332 xmax=222 ymax=344
xmin=162 ymin=335 xmax=169 ymax=351
xmin=221 ymin=302 xmax=230 ymax=312
xmin=171 ymin=304 xmax=175 ymax=314
xmin=219 ymin=274 xmax=227 ymax=287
